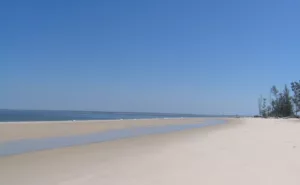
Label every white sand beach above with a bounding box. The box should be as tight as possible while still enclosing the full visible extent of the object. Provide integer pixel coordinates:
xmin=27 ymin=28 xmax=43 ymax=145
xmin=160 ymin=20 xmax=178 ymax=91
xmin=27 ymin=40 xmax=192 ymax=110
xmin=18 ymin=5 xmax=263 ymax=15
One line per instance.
xmin=1 ymin=118 xmax=300 ymax=185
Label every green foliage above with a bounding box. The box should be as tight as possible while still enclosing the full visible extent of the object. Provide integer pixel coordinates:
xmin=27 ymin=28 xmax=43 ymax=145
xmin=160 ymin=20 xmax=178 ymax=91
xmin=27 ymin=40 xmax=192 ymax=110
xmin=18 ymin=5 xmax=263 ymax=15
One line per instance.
xmin=291 ymin=81 xmax=300 ymax=115
xmin=281 ymin=85 xmax=293 ymax=117
xmin=259 ymin=84 xmax=294 ymax=118
xmin=262 ymin=98 xmax=267 ymax=117
xmin=258 ymin=95 xmax=263 ymax=116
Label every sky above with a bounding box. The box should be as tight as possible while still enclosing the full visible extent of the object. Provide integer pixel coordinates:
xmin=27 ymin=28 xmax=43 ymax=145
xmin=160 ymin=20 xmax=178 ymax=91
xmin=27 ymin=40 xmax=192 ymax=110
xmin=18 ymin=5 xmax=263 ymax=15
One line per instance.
xmin=1 ymin=0 xmax=300 ymax=115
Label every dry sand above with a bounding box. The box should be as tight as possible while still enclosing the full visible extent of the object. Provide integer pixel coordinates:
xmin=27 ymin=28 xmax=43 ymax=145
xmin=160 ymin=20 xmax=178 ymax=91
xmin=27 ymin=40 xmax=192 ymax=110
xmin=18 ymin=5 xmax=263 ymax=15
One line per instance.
xmin=1 ymin=118 xmax=300 ymax=185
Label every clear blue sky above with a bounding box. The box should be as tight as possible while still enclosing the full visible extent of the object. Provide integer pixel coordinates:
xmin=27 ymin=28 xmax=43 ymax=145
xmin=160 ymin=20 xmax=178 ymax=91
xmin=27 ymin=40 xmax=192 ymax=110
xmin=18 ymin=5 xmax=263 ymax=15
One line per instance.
xmin=1 ymin=0 xmax=299 ymax=115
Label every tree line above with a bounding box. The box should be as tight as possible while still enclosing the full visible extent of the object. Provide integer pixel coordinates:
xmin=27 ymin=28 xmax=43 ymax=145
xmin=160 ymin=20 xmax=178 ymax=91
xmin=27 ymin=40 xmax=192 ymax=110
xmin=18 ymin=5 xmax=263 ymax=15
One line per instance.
xmin=258 ymin=81 xmax=300 ymax=118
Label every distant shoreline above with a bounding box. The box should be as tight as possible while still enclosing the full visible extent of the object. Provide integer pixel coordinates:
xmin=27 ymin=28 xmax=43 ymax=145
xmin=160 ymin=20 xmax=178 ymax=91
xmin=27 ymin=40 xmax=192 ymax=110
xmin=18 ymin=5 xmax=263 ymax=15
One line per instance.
xmin=0 ymin=109 xmax=235 ymax=122
xmin=0 ymin=117 xmax=230 ymax=124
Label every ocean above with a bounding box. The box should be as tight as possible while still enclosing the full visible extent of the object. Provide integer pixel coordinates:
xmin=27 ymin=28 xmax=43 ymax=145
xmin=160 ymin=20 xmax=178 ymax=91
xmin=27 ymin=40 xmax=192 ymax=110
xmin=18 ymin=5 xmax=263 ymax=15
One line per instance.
xmin=0 ymin=109 xmax=216 ymax=122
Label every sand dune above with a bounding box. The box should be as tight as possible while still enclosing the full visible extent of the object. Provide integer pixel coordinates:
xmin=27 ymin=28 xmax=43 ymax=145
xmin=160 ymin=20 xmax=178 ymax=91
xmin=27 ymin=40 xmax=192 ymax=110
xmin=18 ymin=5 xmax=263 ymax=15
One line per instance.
xmin=1 ymin=118 xmax=300 ymax=185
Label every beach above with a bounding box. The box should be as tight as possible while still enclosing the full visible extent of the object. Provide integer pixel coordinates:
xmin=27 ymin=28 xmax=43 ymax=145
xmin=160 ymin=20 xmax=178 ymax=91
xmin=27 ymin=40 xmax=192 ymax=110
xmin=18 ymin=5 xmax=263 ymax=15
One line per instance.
xmin=1 ymin=118 xmax=300 ymax=184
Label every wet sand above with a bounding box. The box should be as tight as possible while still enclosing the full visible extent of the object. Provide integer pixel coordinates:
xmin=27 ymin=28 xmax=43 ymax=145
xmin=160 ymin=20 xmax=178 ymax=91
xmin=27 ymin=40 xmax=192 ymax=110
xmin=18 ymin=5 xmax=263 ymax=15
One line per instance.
xmin=0 ymin=119 xmax=225 ymax=156
xmin=0 ymin=118 xmax=208 ymax=142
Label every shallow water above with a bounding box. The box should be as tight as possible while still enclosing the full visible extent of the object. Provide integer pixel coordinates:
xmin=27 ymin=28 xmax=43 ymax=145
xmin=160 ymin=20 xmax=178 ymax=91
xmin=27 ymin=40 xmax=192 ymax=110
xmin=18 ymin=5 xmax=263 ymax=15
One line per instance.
xmin=0 ymin=119 xmax=226 ymax=156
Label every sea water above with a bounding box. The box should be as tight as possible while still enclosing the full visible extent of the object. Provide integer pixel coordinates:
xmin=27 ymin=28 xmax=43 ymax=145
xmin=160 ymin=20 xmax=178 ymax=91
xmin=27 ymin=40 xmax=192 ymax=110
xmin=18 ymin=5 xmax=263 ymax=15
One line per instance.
xmin=0 ymin=109 xmax=223 ymax=122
